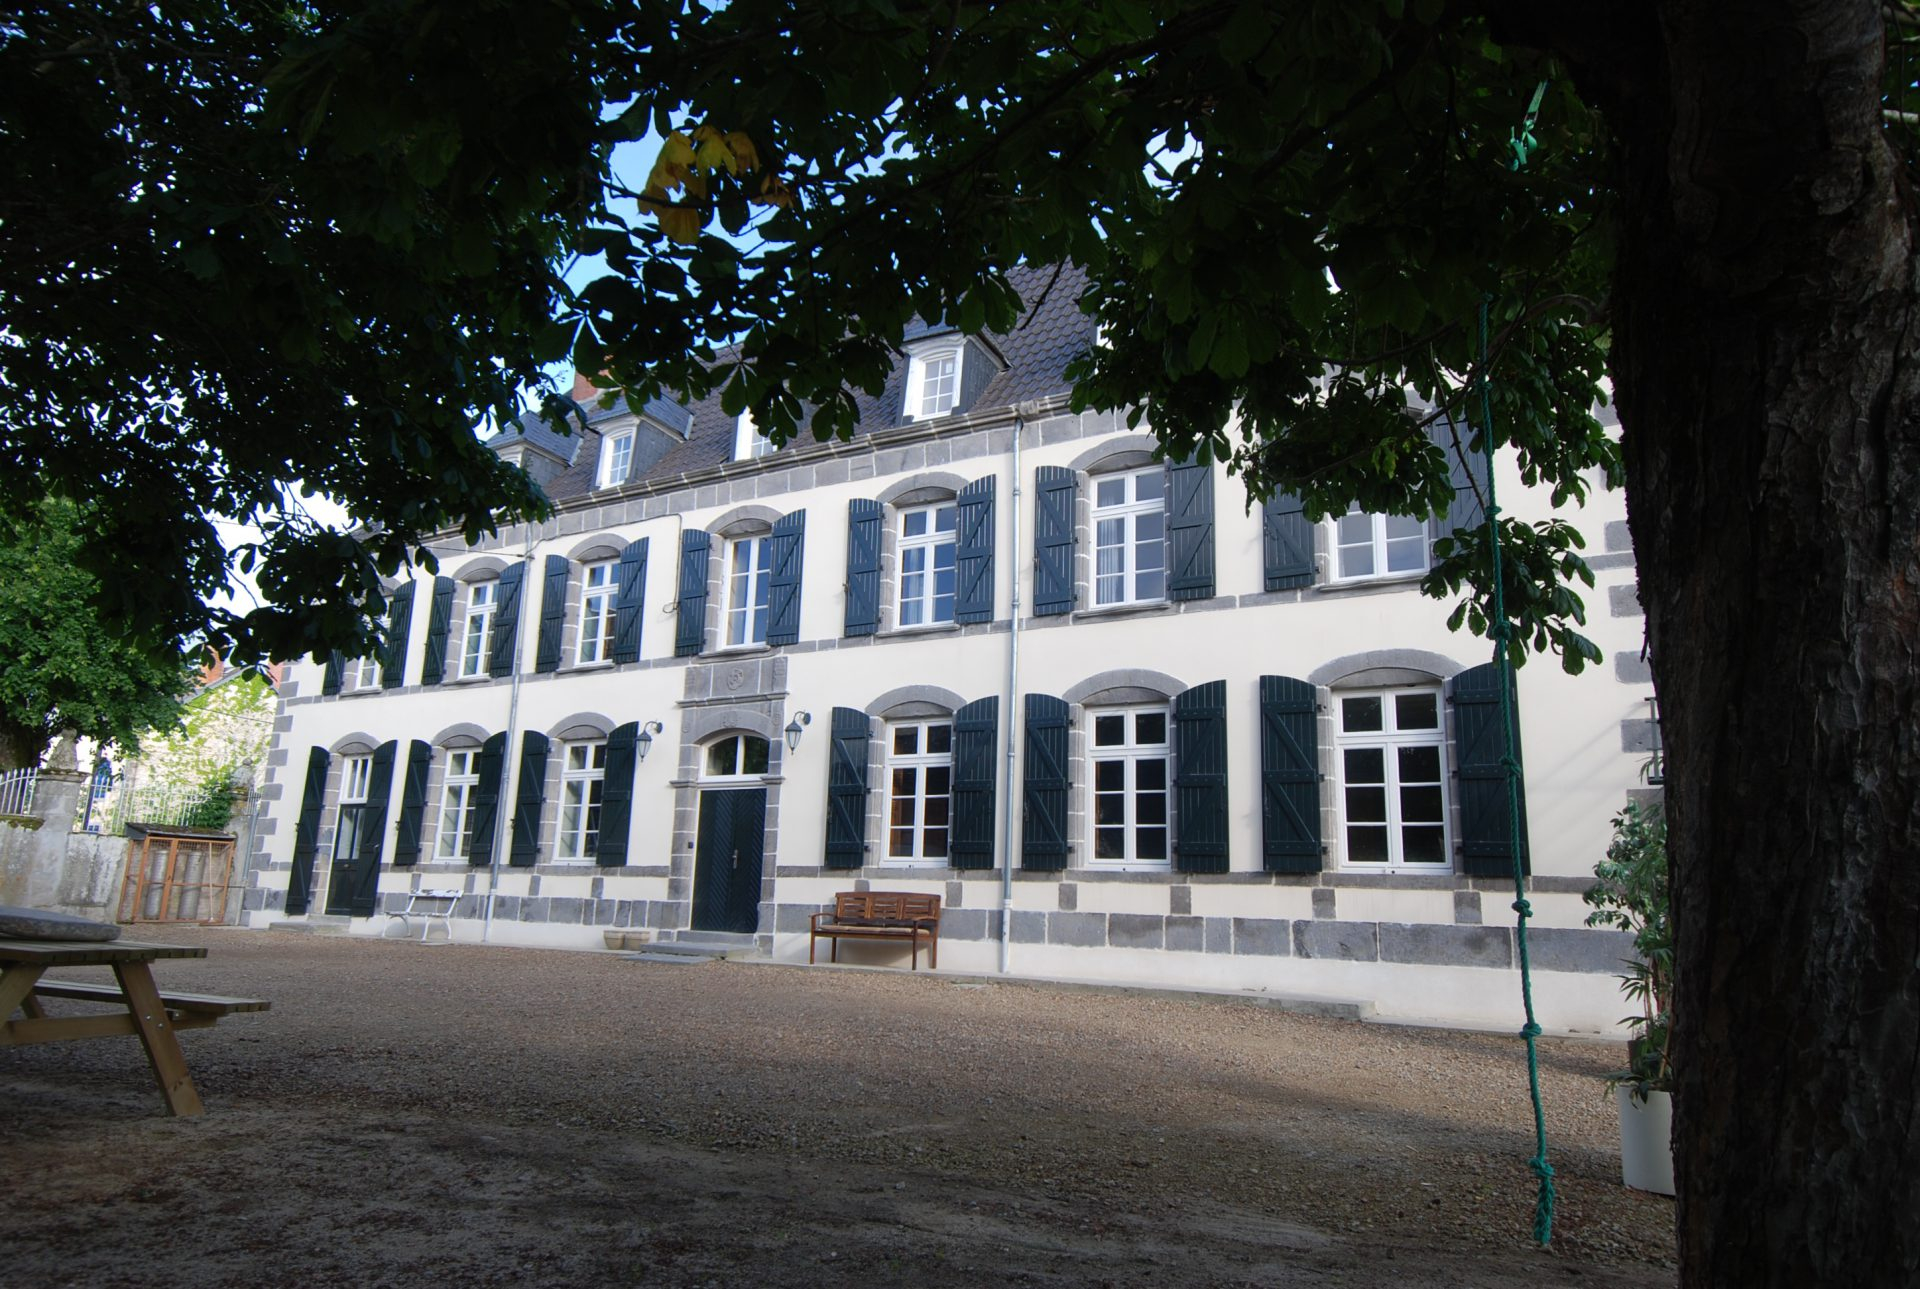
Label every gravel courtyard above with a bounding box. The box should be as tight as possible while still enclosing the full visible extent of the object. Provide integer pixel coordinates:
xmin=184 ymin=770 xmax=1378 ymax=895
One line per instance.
xmin=1 ymin=928 xmax=1676 ymax=1287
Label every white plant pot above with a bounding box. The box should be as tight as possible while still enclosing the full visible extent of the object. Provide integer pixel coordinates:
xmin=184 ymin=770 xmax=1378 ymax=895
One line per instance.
xmin=1615 ymin=1085 xmax=1676 ymax=1196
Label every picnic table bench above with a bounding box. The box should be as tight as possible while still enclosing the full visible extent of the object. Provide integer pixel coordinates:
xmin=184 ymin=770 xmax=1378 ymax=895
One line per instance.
xmin=386 ymin=888 xmax=461 ymax=943
xmin=1 ymin=937 xmax=269 ymax=1116
xmin=809 ymin=891 xmax=942 ymax=971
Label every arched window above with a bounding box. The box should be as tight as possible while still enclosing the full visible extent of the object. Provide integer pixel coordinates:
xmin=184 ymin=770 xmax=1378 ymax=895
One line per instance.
xmin=704 ymin=734 xmax=771 ymax=779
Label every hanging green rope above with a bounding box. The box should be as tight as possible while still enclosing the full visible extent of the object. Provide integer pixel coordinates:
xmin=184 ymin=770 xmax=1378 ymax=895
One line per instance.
xmin=1474 ymin=79 xmax=1557 ymax=1248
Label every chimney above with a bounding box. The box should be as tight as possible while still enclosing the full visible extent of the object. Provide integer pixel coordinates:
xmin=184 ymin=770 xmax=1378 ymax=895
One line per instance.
xmin=571 ymin=370 xmax=601 ymax=403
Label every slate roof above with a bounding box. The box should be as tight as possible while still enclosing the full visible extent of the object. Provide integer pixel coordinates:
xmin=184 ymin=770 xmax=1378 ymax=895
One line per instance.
xmin=533 ymin=261 xmax=1095 ymax=506
xmin=490 ymin=404 xmax=586 ymax=465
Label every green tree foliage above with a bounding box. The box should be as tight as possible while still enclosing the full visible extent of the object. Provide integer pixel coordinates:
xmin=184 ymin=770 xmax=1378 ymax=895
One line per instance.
xmin=0 ymin=2 xmax=570 ymax=665
xmin=0 ymin=500 xmax=197 ymax=771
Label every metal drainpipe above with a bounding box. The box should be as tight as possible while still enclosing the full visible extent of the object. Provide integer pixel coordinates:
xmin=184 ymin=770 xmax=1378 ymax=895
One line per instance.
xmin=482 ymin=523 xmax=542 ymax=943
xmin=999 ymin=406 xmax=1037 ymax=973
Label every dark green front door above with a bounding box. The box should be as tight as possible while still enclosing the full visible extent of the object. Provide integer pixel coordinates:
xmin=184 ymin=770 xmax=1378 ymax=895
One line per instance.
xmin=692 ymin=788 xmax=766 ymax=934
xmin=325 ymin=805 xmax=371 ymax=916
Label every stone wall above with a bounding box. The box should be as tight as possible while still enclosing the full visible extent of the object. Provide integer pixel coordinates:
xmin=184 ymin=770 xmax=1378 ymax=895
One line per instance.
xmin=0 ymin=770 xmax=129 ymax=919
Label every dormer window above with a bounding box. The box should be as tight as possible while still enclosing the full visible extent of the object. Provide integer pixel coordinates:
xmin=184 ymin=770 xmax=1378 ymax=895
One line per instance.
xmin=733 ymin=412 xmax=774 ymax=462
xmin=905 ymin=343 xmax=964 ymax=421
xmin=599 ymin=429 xmax=634 ymax=488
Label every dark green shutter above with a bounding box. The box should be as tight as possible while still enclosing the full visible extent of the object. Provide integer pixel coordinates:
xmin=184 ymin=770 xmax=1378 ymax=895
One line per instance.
xmin=843 ymin=499 xmax=882 ymax=637
xmin=1262 ymin=494 xmax=1315 ymax=590
xmin=767 ymin=510 xmax=806 ymax=646
xmin=535 ymin=555 xmax=569 ymax=674
xmin=613 ymin=538 xmax=648 ymax=663
xmin=321 ymin=651 xmax=344 ymax=696
xmin=488 ymin=562 xmax=526 ymax=678
xmin=950 ymin=697 xmax=998 ymax=870
xmin=468 ymin=731 xmax=506 ymax=866
xmin=596 ymin=723 xmax=638 ymax=867
xmin=954 ymin=476 xmax=995 ymax=624
xmin=1429 ymin=414 xmax=1487 ymax=545
xmin=1452 ymin=662 xmax=1530 ymax=876
xmin=420 ymin=577 xmax=455 ymax=685
xmin=285 ymin=746 xmax=330 ymax=914
xmin=508 ymin=731 xmax=549 ymax=867
xmin=391 ymin=739 xmax=432 ymax=866
xmin=381 ymin=582 xmax=416 ymax=689
xmin=1173 ymin=680 xmax=1229 ymax=872
xmin=824 ymin=707 xmax=870 ymax=868
xmin=1260 ymin=675 xmax=1322 ymax=872
xmin=350 ymin=741 xmax=397 ymax=916
xmin=1166 ymin=458 xmax=1215 ymax=601
xmin=675 ymin=530 xmax=711 ymax=656
xmin=1033 ymin=466 xmax=1077 ymax=616
xmin=1022 ymin=693 xmax=1070 ymax=871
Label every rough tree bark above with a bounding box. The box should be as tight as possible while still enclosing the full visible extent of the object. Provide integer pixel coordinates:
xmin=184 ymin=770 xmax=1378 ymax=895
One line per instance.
xmin=1541 ymin=1 xmax=1920 ymax=1281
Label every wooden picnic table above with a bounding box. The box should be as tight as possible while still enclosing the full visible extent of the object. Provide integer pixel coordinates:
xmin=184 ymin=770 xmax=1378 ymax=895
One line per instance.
xmin=0 ymin=937 xmax=267 ymax=1117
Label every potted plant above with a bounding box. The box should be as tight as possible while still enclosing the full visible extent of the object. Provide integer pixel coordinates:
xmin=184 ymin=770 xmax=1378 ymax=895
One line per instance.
xmin=1584 ymin=801 xmax=1674 ymax=1195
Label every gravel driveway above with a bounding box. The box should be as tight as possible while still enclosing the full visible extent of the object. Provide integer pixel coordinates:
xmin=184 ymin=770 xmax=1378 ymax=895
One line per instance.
xmin=2 ymin=928 xmax=1675 ymax=1287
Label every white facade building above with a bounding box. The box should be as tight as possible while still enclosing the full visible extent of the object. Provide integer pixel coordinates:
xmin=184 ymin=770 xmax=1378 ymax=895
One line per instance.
xmin=244 ymin=265 xmax=1655 ymax=1030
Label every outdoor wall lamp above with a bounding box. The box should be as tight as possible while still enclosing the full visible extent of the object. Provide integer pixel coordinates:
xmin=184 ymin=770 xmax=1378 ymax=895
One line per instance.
xmin=784 ymin=711 xmax=812 ymax=753
xmin=635 ymin=720 xmax=665 ymax=762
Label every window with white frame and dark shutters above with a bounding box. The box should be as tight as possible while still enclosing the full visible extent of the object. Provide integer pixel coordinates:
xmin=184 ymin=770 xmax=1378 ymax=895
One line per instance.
xmin=897 ymin=503 xmax=957 ymax=627
xmin=1090 ymin=706 xmax=1171 ymax=868
xmin=886 ymin=720 xmax=952 ymax=865
xmin=557 ymin=740 xmax=608 ymax=861
xmin=1335 ymin=689 xmax=1449 ymax=868
xmin=578 ymin=561 xmax=617 ymax=664
xmin=459 ymin=581 xmax=497 ymax=677
xmin=1092 ymin=468 xmax=1166 ymax=607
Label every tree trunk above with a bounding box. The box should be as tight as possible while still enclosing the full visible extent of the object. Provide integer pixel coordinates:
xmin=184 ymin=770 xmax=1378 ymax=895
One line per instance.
xmin=1584 ymin=2 xmax=1920 ymax=1281
xmin=0 ymin=719 xmax=49 ymax=773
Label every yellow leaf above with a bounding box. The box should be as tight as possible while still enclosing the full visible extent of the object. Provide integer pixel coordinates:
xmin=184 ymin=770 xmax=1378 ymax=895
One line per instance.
xmin=658 ymin=207 xmax=701 ymax=244
xmin=752 ymin=173 xmax=793 ymax=207
xmin=648 ymin=131 xmax=697 ymax=190
xmin=725 ymin=131 xmax=760 ymax=174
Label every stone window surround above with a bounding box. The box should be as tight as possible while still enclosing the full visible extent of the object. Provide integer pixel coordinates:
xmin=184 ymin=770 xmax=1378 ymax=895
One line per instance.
xmin=418 ymin=724 xmax=489 ymax=866
xmin=690 ymin=504 xmax=784 ymax=658
xmin=1062 ymin=436 xmax=1178 ymax=616
xmin=859 ymin=683 xmax=971 ymax=870
xmin=449 ymin=558 xmax=508 ymax=681
xmin=870 ymin=472 xmax=972 ymax=636
xmin=559 ymin=538 xmax=628 ymax=671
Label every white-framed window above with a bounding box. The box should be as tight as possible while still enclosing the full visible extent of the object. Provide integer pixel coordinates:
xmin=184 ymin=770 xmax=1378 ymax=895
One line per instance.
xmin=885 ymin=720 xmax=952 ymax=865
xmin=1089 ymin=706 xmax=1171 ymax=868
xmin=436 ymin=748 xmax=480 ymax=860
xmin=905 ymin=344 xmax=964 ymax=421
xmin=897 ymin=502 xmax=957 ymax=627
xmin=1092 ymin=467 xmax=1167 ymax=607
xmin=704 ymin=734 xmax=771 ymax=779
xmin=556 ymin=740 xmax=608 ymax=861
xmin=459 ymin=580 xmax=497 ymax=678
xmin=733 ymin=412 xmax=774 ymax=461
xmin=333 ymin=755 xmax=372 ymax=861
xmin=725 ymin=536 xmax=771 ymax=647
xmin=1335 ymin=688 xmax=1450 ymax=869
xmin=599 ymin=429 xmax=635 ymax=488
xmin=349 ymin=654 xmax=381 ymax=692
xmin=1332 ymin=505 xmax=1429 ymax=581
xmin=577 ymin=561 xmax=617 ymax=665
xmin=919 ymin=351 xmax=959 ymax=418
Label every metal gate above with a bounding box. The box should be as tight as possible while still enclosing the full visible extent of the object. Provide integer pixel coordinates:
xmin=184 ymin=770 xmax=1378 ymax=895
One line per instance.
xmin=117 ymin=827 xmax=236 ymax=924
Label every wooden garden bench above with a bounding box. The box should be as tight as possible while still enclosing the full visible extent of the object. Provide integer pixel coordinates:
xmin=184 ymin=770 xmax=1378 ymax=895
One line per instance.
xmin=809 ymin=891 xmax=942 ymax=971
